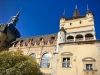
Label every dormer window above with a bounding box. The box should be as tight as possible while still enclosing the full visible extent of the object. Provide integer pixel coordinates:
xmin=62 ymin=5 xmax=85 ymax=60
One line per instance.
xmin=40 ymin=38 xmax=43 ymax=41
xmin=51 ymin=37 xmax=55 ymax=40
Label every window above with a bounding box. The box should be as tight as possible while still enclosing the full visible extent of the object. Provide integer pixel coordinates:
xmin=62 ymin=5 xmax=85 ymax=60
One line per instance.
xmin=82 ymin=57 xmax=96 ymax=71
xmin=62 ymin=58 xmax=70 ymax=68
xmin=76 ymin=34 xmax=83 ymax=41
xmin=51 ymin=37 xmax=55 ymax=40
xmin=14 ymin=29 xmax=17 ymax=34
xmin=80 ymin=21 xmax=82 ymax=24
xmin=40 ymin=38 xmax=43 ymax=41
xmin=60 ymin=37 xmax=61 ymax=39
xmin=61 ymin=52 xmax=73 ymax=68
xmin=85 ymin=33 xmax=94 ymax=40
xmin=30 ymin=53 xmax=36 ymax=58
xmin=86 ymin=64 xmax=93 ymax=70
xmin=70 ymin=23 xmax=72 ymax=26
xmin=40 ymin=53 xmax=51 ymax=68
xmin=67 ymin=35 xmax=74 ymax=42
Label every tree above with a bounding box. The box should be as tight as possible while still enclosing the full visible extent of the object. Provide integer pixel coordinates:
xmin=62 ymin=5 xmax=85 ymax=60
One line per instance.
xmin=0 ymin=49 xmax=39 ymax=75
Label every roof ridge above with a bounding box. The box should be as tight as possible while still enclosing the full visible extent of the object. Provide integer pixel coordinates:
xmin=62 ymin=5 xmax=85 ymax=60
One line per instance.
xmin=19 ymin=33 xmax=57 ymax=39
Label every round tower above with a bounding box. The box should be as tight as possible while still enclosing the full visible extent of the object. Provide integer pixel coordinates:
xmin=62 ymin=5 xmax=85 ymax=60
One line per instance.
xmin=60 ymin=9 xmax=66 ymax=29
xmin=86 ymin=10 xmax=94 ymax=18
xmin=57 ymin=27 xmax=66 ymax=44
xmin=55 ymin=27 xmax=66 ymax=52
xmin=60 ymin=17 xmax=66 ymax=28
xmin=86 ymin=5 xmax=94 ymax=18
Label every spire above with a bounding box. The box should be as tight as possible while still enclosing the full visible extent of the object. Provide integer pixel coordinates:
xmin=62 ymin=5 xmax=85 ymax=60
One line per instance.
xmin=87 ymin=4 xmax=89 ymax=10
xmin=73 ymin=5 xmax=81 ymax=17
xmin=16 ymin=11 xmax=20 ymax=17
xmin=8 ymin=11 xmax=20 ymax=26
xmin=62 ymin=8 xmax=66 ymax=19
xmin=86 ymin=4 xmax=92 ymax=14
xmin=75 ymin=5 xmax=77 ymax=9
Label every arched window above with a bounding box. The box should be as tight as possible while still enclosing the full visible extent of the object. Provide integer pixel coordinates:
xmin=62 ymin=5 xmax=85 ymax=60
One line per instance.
xmin=30 ymin=53 xmax=36 ymax=58
xmin=67 ymin=36 xmax=74 ymax=42
xmin=76 ymin=34 xmax=83 ymax=41
xmin=85 ymin=33 xmax=94 ymax=40
xmin=40 ymin=53 xmax=51 ymax=68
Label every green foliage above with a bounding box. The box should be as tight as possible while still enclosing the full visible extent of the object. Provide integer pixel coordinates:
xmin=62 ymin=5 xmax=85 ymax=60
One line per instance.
xmin=0 ymin=50 xmax=39 ymax=75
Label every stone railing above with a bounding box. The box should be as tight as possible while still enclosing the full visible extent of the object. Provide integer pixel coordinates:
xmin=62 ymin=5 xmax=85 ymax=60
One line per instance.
xmin=85 ymin=37 xmax=94 ymax=40
xmin=67 ymin=39 xmax=74 ymax=42
xmin=75 ymin=38 xmax=83 ymax=41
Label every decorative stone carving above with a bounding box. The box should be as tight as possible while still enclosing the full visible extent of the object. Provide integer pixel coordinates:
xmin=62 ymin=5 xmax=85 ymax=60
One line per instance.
xmin=82 ymin=57 xmax=95 ymax=61
xmin=28 ymin=40 xmax=32 ymax=47
xmin=17 ymin=41 xmax=20 ymax=47
xmin=34 ymin=42 xmax=37 ymax=46
xmin=47 ymin=40 xmax=50 ymax=45
xmin=61 ymin=52 xmax=73 ymax=55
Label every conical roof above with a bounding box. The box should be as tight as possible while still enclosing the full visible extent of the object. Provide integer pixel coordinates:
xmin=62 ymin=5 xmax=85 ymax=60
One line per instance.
xmin=59 ymin=27 xmax=66 ymax=33
xmin=86 ymin=9 xmax=92 ymax=14
xmin=62 ymin=14 xmax=66 ymax=19
xmin=61 ymin=9 xmax=66 ymax=19
xmin=73 ymin=5 xmax=81 ymax=17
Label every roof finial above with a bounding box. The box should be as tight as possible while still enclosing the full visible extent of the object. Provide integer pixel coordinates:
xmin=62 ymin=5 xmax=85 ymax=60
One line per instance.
xmin=8 ymin=11 xmax=20 ymax=26
xmin=61 ymin=8 xmax=66 ymax=19
xmin=16 ymin=11 xmax=20 ymax=17
xmin=63 ymin=8 xmax=65 ymax=15
xmin=86 ymin=4 xmax=92 ymax=14
xmin=87 ymin=4 xmax=89 ymax=10
xmin=75 ymin=5 xmax=77 ymax=9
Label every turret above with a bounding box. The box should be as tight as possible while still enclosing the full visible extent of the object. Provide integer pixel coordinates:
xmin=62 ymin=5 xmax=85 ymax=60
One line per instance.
xmin=57 ymin=27 xmax=66 ymax=44
xmin=6 ymin=11 xmax=21 ymax=43
xmin=0 ymin=25 xmax=7 ymax=47
xmin=60 ymin=9 xmax=66 ymax=28
xmin=86 ymin=5 xmax=94 ymax=18
xmin=8 ymin=11 xmax=20 ymax=26
xmin=56 ymin=27 xmax=66 ymax=52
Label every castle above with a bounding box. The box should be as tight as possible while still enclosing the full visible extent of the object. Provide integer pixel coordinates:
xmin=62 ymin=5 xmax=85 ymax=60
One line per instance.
xmin=0 ymin=6 xmax=100 ymax=75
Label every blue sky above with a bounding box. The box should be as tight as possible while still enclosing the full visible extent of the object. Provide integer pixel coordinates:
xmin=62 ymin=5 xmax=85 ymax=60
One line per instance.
xmin=0 ymin=0 xmax=100 ymax=39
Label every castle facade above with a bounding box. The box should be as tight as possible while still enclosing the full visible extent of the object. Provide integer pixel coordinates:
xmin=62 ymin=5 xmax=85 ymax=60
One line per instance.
xmin=0 ymin=6 xmax=100 ymax=75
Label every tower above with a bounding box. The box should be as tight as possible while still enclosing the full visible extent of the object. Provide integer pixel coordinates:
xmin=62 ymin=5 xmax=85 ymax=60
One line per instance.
xmin=59 ymin=5 xmax=96 ymax=42
xmin=0 ymin=25 xmax=7 ymax=48
xmin=60 ymin=9 xmax=66 ymax=29
xmin=8 ymin=11 xmax=20 ymax=26
xmin=56 ymin=27 xmax=66 ymax=52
